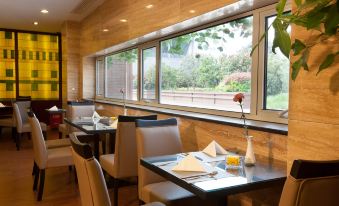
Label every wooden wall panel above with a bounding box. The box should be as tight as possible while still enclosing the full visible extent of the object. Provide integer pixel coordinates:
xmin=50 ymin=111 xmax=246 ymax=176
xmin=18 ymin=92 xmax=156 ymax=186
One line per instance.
xmin=287 ymin=22 xmax=339 ymax=170
xmin=95 ymin=103 xmax=287 ymax=162
xmin=81 ymin=57 xmax=96 ymax=99
xmin=61 ymin=21 xmax=81 ymax=106
xmin=80 ymin=0 xmax=236 ymax=56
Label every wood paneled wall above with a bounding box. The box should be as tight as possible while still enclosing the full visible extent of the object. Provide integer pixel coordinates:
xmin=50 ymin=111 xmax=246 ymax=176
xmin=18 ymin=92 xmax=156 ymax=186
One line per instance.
xmin=61 ymin=21 xmax=81 ymax=106
xmin=80 ymin=0 xmax=236 ymax=56
xmin=287 ymin=24 xmax=339 ymax=170
xmin=96 ymin=103 xmax=287 ymax=162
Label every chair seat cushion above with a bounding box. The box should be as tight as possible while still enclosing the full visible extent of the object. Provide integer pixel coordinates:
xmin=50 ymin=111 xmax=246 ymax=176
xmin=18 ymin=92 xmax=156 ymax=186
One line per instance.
xmin=99 ymin=154 xmax=115 ymax=177
xmin=46 ymin=138 xmax=71 ymax=149
xmin=46 ymin=147 xmax=73 ymax=168
xmin=21 ymin=122 xmax=47 ymax=133
xmin=142 ymin=181 xmax=197 ymax=205
xmin=143 ymin=202 xmax=165 ymax=206
xmin=58 ymin=123 xmax=67 ymax=133
xmin=0 ymin=118 xmax=15 ymax=127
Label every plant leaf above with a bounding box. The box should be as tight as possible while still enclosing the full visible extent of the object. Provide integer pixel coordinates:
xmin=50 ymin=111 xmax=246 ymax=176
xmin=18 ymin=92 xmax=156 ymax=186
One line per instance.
xmin=324 ymin=3 xmax=339 ymax=35
xmin=295 ymin=0 xmax=302 ymax=6
xmin=291 ymin=39 xmax=306 ymax=55
xmin=276 ymin=0 xmax=287 ymax=15
xmin=292 ymin=57 xmax=303 ymax=80
xmin=302 ymin=49 xmax=310 ymax=71
xmin=250 ymin=24 xmax=271 ymax=56
xmin=317 ymin=53 xmax=337 ymax=74
xmin=272 ymin=20 xmax=291 ymax=58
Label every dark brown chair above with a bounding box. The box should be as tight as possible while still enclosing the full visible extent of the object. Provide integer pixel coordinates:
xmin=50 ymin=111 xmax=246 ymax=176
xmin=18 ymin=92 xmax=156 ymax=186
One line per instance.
xmin=279 ymin=159 xmax=339 ymax=206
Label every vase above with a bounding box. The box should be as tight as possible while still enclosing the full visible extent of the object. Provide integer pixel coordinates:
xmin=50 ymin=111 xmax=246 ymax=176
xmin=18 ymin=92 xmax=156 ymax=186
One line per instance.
xmin=123 ymin=108 xmax=128 ymax=116
xmin=244 ymin=135 xmax=256 ymax=166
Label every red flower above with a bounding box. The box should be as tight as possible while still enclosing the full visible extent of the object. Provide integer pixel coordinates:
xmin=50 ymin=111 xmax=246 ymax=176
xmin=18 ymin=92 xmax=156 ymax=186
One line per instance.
xmin=233 ymin=93 xmax=245 ymax=103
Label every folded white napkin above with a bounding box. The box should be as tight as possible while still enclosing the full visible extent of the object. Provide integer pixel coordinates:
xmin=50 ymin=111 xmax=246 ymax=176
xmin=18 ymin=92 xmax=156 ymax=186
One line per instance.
xmin=172 ymin=154 xmax=206 ymax=172
xmin=202 ymin=140 xmax=228 ymax=157
xmin=0 ymin=102 xmax=5 ymax=107
xmin=92 ymin=111 xmax=101 ymax=119
xmin=49 ymin=105 xmax=58 ymax=111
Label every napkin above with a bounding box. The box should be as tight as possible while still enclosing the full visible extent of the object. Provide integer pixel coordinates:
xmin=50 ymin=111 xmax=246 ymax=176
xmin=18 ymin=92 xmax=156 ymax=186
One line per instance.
xmin=49 ymin=105 xmax=58 ymax=111
xmin=92 ymin=111 xmax=101 ymax=119
xmin=0 ymin=102 xmax=5 ymax=107
xmin=172 ymin=154 xmax=206 ymax=172
xmin=202 ymin=140 xmax=228 ymax=157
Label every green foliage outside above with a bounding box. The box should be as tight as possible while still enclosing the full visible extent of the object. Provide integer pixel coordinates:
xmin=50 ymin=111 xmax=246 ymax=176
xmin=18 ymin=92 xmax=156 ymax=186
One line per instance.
xmin=266 ymin=93 xmax=288 ymax=110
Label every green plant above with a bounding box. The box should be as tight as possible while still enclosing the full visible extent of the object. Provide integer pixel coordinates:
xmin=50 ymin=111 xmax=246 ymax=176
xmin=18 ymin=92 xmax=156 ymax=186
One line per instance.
xmin=251 ymin=0 xmax=339 ymax=80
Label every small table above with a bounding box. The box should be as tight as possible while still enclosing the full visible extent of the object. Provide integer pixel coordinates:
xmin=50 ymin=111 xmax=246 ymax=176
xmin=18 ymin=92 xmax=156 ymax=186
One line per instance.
xmin=141 ymin=153 xmax=286 ymax=205
xmin=64 ymin=118 xmax=117 ymax=159
xmin=45 ymin=109 xmax=66 ymax=129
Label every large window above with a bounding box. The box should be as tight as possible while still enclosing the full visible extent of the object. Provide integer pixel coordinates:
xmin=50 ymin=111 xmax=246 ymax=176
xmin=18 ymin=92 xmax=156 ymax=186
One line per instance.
xmin=96 ymin=4 xmax=290 ymax=123
xmin=96 ymin=59 xmax=105 ymax=96
xmin=142 ymin=47 xmax=156 ymax=100
xmin=264 ymin=15 xmax=290 ymax=110
xmin=105 ymin=49 xmax=138 ymax=101
xmin=160 ymin=16 xmax=253 ymax=112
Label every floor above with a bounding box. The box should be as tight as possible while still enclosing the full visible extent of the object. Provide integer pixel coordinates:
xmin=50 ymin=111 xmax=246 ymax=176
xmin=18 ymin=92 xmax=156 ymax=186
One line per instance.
xmin=0 ymin=127 xmax=139 ymax=206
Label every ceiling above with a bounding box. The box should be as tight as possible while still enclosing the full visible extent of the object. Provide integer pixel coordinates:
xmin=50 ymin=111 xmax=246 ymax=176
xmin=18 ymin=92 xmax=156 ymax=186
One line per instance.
xmin=0 ymin=0 xmax=105 ymax=33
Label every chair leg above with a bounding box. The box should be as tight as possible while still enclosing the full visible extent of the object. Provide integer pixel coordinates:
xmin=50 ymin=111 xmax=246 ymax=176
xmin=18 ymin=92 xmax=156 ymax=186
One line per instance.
xmin=33 ymin=168 xmax=40 ymax=191
xmin=59 ymin=132 xmax=62 ymax=139
xmin=11 ymin=127 xmax=16 ymax=142
xmin=27 ymin=132 xmax=31 ymax=140
xmin=37 ymin=169 xmax=45 ymax=201
xmin=139 ymin=199 xmax=145 ymax=205
xmin=68 ymin=166 xmax=72 ymax=172
xmin=113 ymin=178 xmax=119 ymax=206
xmin=32 ymin=161 xmax=38 ymax=176
xmin=16 ymin=133 xmax=21 ymax=151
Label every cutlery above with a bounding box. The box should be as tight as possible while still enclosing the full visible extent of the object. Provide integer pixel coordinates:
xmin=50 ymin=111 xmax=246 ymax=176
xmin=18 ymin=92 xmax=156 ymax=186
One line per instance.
xmin=182 ymin=171 xmax=218 ymax=180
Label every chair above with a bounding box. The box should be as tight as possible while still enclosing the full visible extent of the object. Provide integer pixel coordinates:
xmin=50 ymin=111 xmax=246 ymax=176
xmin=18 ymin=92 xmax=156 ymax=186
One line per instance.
xmin=0 ymin=104 xmax=16 ymax=139
xmin=70 ymin=133 xmax=165 ymax=206
xmin=135 ymin=118 xmax=199 ymax=205
xmin=279 ymin=159 xmax=339 ymax=206
xmin=58 ymin=101 xmax=95 ymax=139
xmin=13 ymin=101 xmax=47 ymax=150
xmin=99 ymin=115 xmax=157 ymax=206
xmin=28 ymin=112 xmax=74 ymax=201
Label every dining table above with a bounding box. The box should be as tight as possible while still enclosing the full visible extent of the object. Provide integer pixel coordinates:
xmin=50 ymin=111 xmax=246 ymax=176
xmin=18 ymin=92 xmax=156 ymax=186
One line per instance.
xmin=64 ymin=117 xmax=117 ymax=159
xmin=140 ymin=152 xmax=286 ymax=206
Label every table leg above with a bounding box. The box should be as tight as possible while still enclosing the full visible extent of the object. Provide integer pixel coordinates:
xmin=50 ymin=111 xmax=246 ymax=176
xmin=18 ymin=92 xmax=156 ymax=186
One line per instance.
xmin=109 ymin=132 xmax=116 ymax=154
xmin=94 ymin=134 xmax=100 ymax=159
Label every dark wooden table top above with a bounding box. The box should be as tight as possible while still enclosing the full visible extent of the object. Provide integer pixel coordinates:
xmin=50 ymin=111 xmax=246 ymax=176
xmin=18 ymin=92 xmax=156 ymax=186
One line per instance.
xmin=141 ymin=153 xmax=286 ymax=200
xmin=64 ymin=117 xmax=117 ymax=135
xmin=45 ymin=109 xmax=66 ymax=114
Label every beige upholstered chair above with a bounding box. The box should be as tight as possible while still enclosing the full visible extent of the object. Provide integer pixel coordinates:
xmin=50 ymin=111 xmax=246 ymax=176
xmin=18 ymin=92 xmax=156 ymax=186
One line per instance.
xmin=28 ymin=112 xmax=73 ymax=201
xmin=99 ymin=115 xmax=157 ymax=206
xmin=13 ymin=101 xmax=47 ymax=150
xmin=279 ymin=159 xmax=339 ymax=206
xmin=58 ymin=102 xmax=95 ymax=139
xmin=136 ymin=118 xmax=199 ymax=205
xmin=70 ymin=133 xmax=164 ymax=206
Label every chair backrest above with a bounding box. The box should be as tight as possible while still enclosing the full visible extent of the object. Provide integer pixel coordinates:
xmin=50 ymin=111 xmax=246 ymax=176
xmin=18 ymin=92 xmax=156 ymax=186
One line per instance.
xmin=135 ymin=118 xmax=182 ymax=199
xmin=113 ymin=115 xmax=157 ymax=178
xmin=279 ymin=159 xmax=339 ymax=206
xmin=13 ymin=101 xmax=31 ymax=132
xmin=28 ymin=112 xmax=48 ymax=169
xmin=16 ymin=96 xmax=31 ymax=101
xmin=67 ymin=103 xmax=95 ymax=132
xmin=70 ymin=133 xmax=111 ymax=206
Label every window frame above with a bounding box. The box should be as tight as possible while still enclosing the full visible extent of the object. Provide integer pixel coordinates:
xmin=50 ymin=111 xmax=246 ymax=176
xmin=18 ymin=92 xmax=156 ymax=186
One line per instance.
xmin=95 ymin=4 xmax=290 ymax=124
xmin=96 ymin=57 xmax=105 ymax=97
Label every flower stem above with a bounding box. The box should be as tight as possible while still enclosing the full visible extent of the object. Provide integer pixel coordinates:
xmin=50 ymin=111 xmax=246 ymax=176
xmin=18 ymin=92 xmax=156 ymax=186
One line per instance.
xmin=240 ymin=103 xmax=248 ymax=137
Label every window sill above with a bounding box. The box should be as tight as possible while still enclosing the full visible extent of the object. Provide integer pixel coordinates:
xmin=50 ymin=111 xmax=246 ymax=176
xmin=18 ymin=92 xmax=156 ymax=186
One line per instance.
xmin=91 ymin=99 xmax=288 ymax=135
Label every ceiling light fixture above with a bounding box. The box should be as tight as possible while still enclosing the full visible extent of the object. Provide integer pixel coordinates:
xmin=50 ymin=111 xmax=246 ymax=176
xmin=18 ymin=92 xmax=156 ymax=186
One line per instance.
xmin=41 ymin=9 xmax=49 ymax=14
xmin=189 ymin=10 xmax=196 ymax=13
xmin=33 ymin=21 xmax=38 ymax=25
xmin=102 ymin=29 xmax=109 ymax=32
xmin=120 ymin=19 xmax=127 ymax=22
xmin=146 ymin=4 xmax=154 ymax=9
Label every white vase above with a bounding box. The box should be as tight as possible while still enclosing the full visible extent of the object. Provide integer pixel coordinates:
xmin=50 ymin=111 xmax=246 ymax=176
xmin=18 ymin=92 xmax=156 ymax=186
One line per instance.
xmin=244 ymin=135 xmax=256 ymax=166
xmin=123 ymin=108 xmax=128 ymax=116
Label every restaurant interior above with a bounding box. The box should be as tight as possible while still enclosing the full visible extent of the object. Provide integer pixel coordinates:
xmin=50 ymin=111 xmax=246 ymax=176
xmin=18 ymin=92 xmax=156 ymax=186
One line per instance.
xmin=0 ymin=0 xmax=338 ymax=205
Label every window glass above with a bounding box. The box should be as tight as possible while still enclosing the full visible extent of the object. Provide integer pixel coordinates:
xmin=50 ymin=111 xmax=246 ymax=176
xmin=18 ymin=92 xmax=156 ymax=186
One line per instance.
xmin=142 ymin=47 xmax=156 ymax=100
xmin=105 ymin=49 xmax=138 ymax=101
xmin=96 ymin=59 xmax=105 ymax=96
xmin=264 ymin=15 xmax=290 ymax=110
xmin=160 ymin=16 xmax=253 ymax=112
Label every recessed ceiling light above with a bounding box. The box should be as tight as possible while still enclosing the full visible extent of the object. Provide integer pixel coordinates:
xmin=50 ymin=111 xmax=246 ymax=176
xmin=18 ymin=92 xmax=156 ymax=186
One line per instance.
xmin=41 ymin=9 xmax=49 ymax=14
xmin=189 ymin=10 xmax=196 ymax=13
xmin=131 ymin=42 xmax=137 ymax=45
xmin=102 ymin=29 xmax=109 ymax=32
xmin=146 ymin=4 xmax=154 ymax=9
xmin=120 ymin=19 xmax=127 ymax=22
xmin=33 ymin=21 xmax=38 ymax=25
